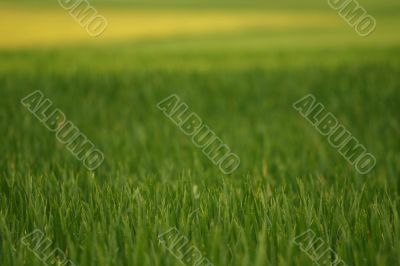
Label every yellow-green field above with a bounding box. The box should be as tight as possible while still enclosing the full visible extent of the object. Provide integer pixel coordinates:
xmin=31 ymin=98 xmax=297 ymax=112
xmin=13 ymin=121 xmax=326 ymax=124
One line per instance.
xmin=1 ymin=4 xmax=399 ymax=49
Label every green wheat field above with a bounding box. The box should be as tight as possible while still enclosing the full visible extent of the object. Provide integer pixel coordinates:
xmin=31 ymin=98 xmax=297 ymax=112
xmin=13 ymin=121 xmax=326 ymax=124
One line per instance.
xmin=0 ymin=0 xmax=399 ymax=265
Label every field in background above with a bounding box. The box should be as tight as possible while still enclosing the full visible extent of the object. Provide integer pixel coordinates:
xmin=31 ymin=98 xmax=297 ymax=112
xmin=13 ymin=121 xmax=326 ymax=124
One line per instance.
xmin=1 ymin=0 xmax=400 ymax=49
xmin=0 ymin=0 xmax=399 ymax=265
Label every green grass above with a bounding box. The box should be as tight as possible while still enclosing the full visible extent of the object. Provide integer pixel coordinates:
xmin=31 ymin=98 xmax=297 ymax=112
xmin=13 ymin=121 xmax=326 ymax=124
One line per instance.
xmin=1 ymin=1 xmax=400 ymax=265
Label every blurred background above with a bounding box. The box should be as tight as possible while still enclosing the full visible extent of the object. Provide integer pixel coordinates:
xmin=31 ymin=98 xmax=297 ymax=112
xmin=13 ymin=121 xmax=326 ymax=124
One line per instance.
xmin=2 ymin=0 xmax=399 ymax=50
xmin=1 ymin=0 xmax=399 ymax=195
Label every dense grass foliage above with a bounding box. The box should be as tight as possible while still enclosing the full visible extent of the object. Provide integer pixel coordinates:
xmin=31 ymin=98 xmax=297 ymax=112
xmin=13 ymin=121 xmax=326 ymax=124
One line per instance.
xmin=1 ymin=43 xmax=399 ymax=265
xmin=0 ymin=1 xmax=399 ymax=265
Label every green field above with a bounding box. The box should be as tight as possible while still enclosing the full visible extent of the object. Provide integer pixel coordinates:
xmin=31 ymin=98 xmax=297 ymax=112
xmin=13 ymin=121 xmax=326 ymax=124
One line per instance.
xmin=1 ymin=0 xmax=399 ymax=265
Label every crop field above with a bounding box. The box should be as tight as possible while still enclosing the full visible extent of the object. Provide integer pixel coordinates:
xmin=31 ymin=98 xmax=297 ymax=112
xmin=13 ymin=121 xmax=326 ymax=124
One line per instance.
xmin=0 ymin=0 xmax=399 ymax=265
